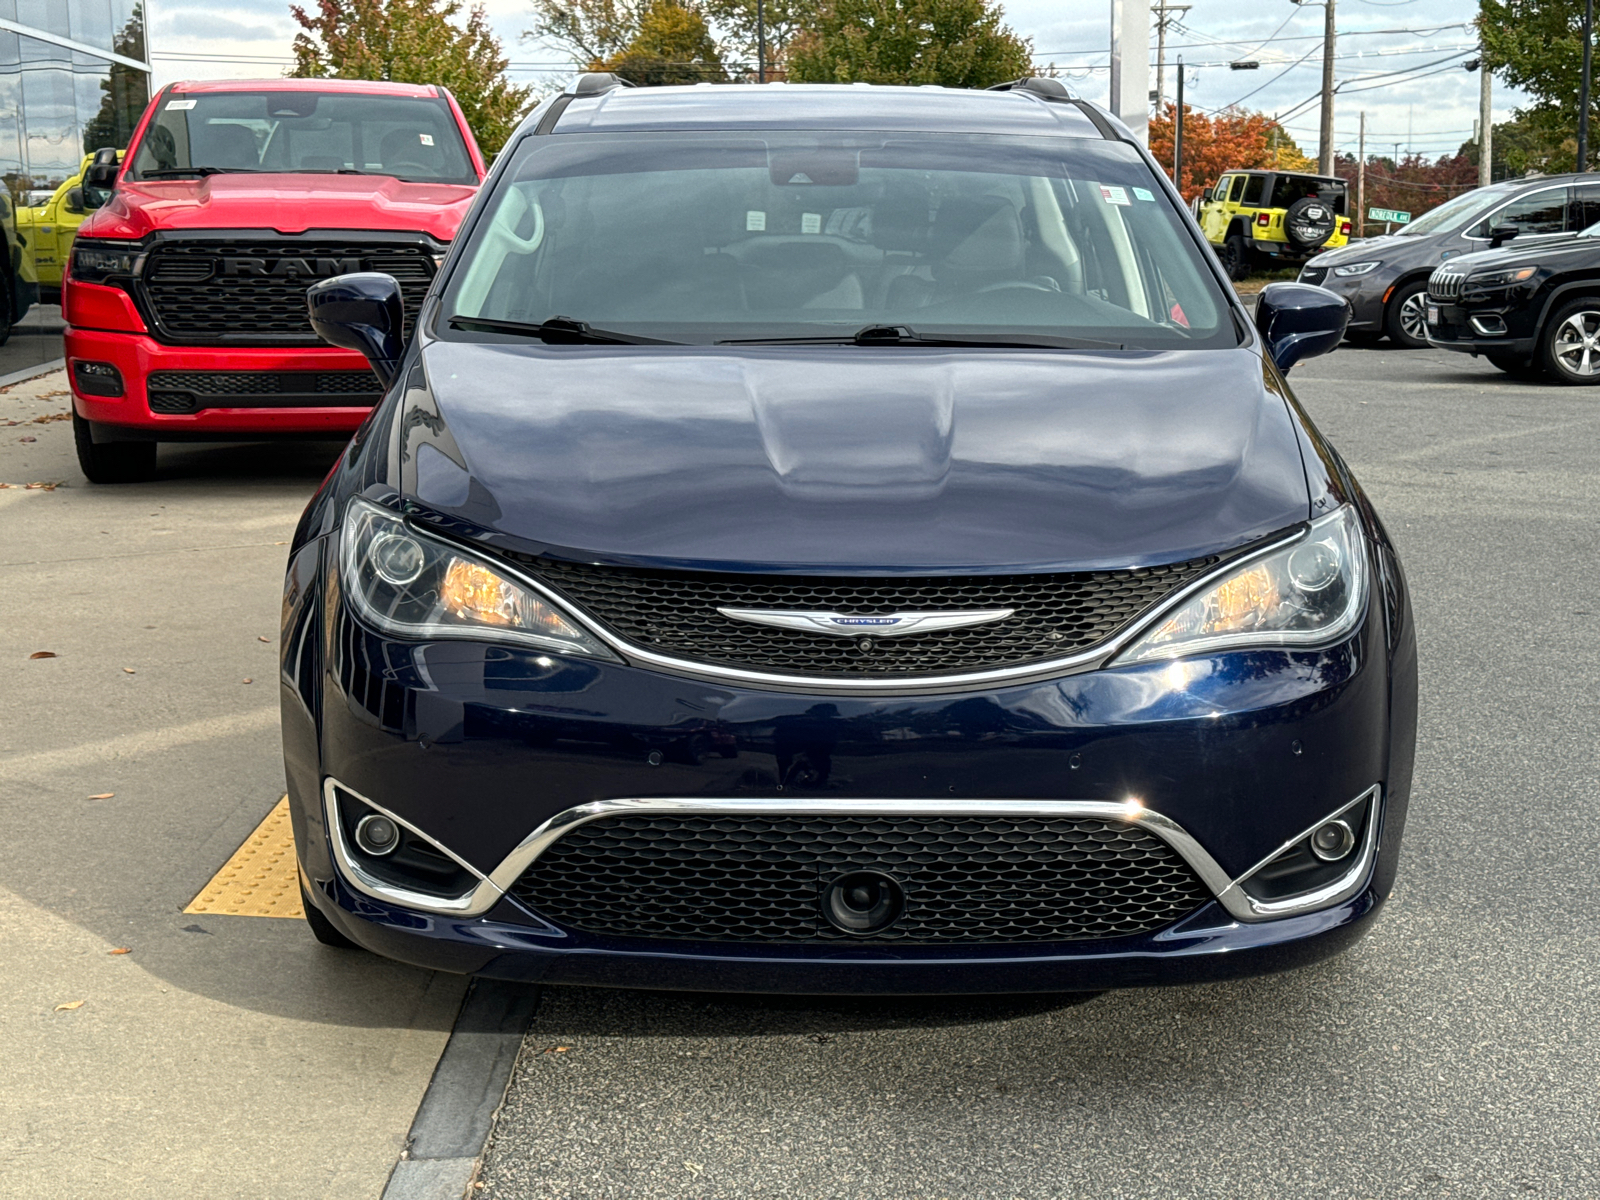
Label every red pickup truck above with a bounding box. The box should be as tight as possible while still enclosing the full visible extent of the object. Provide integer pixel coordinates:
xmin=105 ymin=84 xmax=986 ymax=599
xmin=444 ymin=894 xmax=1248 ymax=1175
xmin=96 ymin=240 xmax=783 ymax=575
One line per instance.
xmin=64 ymin=79 xmax=486 ymax=482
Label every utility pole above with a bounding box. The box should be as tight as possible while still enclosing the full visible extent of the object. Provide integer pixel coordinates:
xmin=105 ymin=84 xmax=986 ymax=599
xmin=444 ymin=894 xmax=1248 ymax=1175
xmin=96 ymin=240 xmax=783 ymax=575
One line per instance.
xmin=757 ymin=0 xmax=767 ymax=83
xmin=1152 ymin=1 xmax=1192 ymax=112
xmin=1319 ymin=0 xmax=1336 ymax=175
xmin=1479 ymin=56 xmax=1492 ymax=185
xmin=1174 ymin=59 xmax=1185 ymax=193
xmin=1357 ymin=110 xmax=1366 ymax=238
xmin=1580 ymin=0 xmax=1594 ymax=172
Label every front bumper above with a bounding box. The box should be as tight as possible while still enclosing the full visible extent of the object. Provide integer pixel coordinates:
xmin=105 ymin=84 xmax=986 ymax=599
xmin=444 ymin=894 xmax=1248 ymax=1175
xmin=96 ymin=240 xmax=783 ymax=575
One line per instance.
xmin=1425 ymin=302 xmax=1534 ymax=357
xmin=1297 ymin=268 xmax=1389 ymax=330
xmin=65 ymin=326 xmax=381 ymax=438
xmin=283 ymin=547 xmax=1412 ymax=992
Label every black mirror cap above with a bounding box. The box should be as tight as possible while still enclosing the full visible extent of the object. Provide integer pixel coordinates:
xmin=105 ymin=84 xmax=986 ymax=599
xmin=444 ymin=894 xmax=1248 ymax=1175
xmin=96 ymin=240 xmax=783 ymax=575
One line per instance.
xmin=83 ymin=146 xmax=120 ymax=192
xmin=1255 ymin=281 xmax=1349 ymax=373
xmin=307 ymin=272 xmax=406 ymax=387
xmin=1488 ymin=224 xmax=1519 ymax=249
xmin=63 ymin=187 xmax=85 ymax=214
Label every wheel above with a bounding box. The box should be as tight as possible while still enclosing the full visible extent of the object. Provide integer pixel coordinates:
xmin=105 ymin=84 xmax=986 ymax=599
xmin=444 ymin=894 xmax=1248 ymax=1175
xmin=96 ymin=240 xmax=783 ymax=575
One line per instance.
xmin=72 ymin=411 xmax=157 ymax=483
xmin=1219 ymin=232 xmax=1251 ymax=282
xmin=1539 ymin=297 xmax=1600 ymax=385
xmin=301 ymin=884 xmax=361 ymax=950
xmin=1485 ymin=351 xmax=1542 ymax=378
xmin=1383 ymin=279 xmax=1431 ymax=349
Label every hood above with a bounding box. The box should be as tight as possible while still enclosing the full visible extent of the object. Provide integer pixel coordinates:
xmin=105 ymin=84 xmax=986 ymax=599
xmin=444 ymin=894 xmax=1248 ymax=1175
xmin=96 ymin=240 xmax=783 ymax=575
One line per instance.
xmin=394 ymin=342 xmax=1312 ymax=573
xmin=80 ymin=173 xmax=477 ymax=242
xmin=1307 ymin=233 xmax=1409 ymax=266
xmin=1440 ymin=234 xmax=1600 ymax=276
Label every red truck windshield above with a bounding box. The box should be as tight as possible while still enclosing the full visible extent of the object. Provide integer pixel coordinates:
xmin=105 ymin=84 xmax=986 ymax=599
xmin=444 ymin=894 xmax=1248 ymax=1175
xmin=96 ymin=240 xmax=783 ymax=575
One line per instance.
xmin=127 ymin=91 xmax=477 ymax=185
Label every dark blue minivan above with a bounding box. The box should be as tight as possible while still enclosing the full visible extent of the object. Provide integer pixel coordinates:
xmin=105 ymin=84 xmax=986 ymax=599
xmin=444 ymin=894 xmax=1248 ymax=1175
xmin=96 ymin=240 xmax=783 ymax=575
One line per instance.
xmin=282 ymin=75 xmax=1416 ymax=993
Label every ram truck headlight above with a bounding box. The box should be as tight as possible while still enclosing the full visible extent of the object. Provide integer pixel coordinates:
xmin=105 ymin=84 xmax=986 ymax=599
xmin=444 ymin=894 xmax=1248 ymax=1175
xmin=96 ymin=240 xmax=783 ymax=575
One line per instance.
xmin=1466 ymin=266 xmax=1537 ymax=288
xmin=1117 ymin=505 xmax=1368 ymax=663
xmin=341 ymin=499 xmax=615 ymax=659
xmin=1331 ymin=261 xmax=1381 ymax=277
xmin=70 ymin=240 xmax=142 ymax=284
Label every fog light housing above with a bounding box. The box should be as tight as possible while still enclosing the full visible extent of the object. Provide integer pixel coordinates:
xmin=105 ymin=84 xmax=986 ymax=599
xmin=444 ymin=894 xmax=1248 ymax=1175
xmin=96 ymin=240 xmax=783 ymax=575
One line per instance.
xmin=353 ymin=813 xmax=400 ymax=857
xmin=1308 ymin=819 xmax=1356 ymax=862
xmin=1469 ymin=314 xmax=1508 ymax=336
xmin=72 ymin=360 xmax=124 ymax=398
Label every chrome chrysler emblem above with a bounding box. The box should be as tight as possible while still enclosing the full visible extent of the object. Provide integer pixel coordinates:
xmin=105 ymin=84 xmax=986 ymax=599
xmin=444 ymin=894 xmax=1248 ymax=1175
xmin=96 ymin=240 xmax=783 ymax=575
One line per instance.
xmin=718 ymin=608 xmax=1013 ymax=637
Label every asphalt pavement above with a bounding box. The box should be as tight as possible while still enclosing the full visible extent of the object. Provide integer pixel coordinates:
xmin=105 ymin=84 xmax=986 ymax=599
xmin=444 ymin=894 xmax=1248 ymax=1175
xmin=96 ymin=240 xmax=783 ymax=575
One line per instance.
xmin=474 ymin=344 xmax=1600 ymax=1199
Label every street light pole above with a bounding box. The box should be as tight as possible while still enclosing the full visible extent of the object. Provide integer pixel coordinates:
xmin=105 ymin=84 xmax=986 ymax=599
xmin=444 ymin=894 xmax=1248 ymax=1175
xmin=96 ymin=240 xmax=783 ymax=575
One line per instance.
xmin=1358 ymin=110 xmax=1366 ymax=238
xmin=1580 ymin=0 xmax=1594 ymax=172
xmin=1175 ymin=58 xmax=1185 ymax=190
xmin=757 ymin=0 xmax=767 ymax=83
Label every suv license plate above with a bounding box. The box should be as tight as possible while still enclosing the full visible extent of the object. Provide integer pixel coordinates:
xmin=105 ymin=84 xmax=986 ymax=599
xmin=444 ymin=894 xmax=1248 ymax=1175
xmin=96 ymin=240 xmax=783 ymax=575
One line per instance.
xmin=1427 ymin=305 xmax=1440 ymax=324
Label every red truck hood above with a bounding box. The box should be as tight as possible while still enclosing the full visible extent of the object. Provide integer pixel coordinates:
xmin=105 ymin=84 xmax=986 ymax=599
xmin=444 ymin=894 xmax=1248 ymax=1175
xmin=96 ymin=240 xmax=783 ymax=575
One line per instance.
xmin=80 ymin=173 xmax=478 ymax=242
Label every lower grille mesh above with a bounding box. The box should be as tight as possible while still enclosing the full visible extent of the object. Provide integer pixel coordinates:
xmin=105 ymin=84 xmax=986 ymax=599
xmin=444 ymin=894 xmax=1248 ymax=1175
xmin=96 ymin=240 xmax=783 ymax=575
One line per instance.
xmin=510 ymin=814 xmax=1212 ymax=943
xmin=146 ymin=370 xmax=382 ymax=412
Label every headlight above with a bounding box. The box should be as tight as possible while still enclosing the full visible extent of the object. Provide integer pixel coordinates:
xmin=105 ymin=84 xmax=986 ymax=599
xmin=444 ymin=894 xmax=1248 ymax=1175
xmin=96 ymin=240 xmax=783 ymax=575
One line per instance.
xmin=70 ymin=240 xmax=142 ymax=284
xmin=1331 ymin=261 xmax=1381 ymax=277
xmin=1466 ymin=265 xmax=1537 ymax=288
xmin=1117 ymin=505 xmax=1367 ymax=663
xmin=341 ymin=499 xmax=615 ymax=659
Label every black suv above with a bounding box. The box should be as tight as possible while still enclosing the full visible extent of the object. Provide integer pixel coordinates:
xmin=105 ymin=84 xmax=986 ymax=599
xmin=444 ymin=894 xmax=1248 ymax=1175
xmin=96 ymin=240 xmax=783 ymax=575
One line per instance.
xmin=1425 ymin=227 xmax=1600 ymax=383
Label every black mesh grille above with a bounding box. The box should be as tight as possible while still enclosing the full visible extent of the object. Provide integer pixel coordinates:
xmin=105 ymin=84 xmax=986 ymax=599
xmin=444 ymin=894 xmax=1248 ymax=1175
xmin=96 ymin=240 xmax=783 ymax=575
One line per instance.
xmin=511 ymin=814 xmax=1211 ymax=943
xmin=145 ymin=370 xmax=382 ymax=412
xmin=141 ymin=239 xmax=434 ymax=343
xmin=516 ymin=556 xmax=1217 ymax=677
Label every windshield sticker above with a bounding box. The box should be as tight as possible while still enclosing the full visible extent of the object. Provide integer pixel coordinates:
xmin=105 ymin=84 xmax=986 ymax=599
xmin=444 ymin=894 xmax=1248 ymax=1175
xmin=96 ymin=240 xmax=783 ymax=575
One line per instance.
xmin=1100 ymin=185 xmax=1131 ymax=206
xmin=165 ymin=99 xmax=196 ymax=110
xmin=1133 ymin=187 xmax=1156 ymax=202
xmin=746 ymin=210 xmax=766 ymax=231
xmin=419 ymin=133 xmax=434 ymax=146
xmin=801 ymin=212 xmax=821 ymax=234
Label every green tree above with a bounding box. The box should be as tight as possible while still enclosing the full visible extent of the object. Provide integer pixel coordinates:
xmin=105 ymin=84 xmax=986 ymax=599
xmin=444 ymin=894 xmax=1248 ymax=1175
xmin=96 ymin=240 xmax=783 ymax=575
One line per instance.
xmin=592 ymin=0 xmax=728 ymax=84
xmin=785 ymin=0 xmax=1031 ymax=88
xmin=698 ymin=0 xmax=808 ymax=76
xmin=82 ymin=4 xmax=151 ymax=153
xmin=1478 ymin=0 xmax=1599 ymax=170
xmin=526 ymin=0 xmax=654 ymax=65
xmin=291 ymin=0 xmax=534 ymax=156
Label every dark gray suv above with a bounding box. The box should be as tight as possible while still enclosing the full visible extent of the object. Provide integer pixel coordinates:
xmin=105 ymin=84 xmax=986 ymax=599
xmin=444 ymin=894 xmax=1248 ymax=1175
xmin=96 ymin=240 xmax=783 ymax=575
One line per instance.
xmin=1299 ymin=173 xmax=1600 ymax=348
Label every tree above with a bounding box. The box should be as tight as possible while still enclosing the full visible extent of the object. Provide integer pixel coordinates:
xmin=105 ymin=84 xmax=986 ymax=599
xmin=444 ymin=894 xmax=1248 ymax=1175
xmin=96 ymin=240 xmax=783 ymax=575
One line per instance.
xmin=1479 ymin=0 xmax=1599 ymax=171
xmin=291 ymin=0 xmax=533 ymax=156
xmin=591 ymin=0 xmax=728 ymax=84
xmin=1148 ymin=104 xmax=1283 ymax=202
xmin=1333 ymin=151 xmax=1479 ymax=230
xmin=82 ymin=4 xmax=150 ymax=153
xmin=527 ymin=0 xmax=654 ymax=66
xmin=699 ymin=0 xmax=808 ymax=77
xmin=1457 ymin=112 xmax=1567 ymax=179
xmin=785 ymin=0 xmax=1032 ymax=89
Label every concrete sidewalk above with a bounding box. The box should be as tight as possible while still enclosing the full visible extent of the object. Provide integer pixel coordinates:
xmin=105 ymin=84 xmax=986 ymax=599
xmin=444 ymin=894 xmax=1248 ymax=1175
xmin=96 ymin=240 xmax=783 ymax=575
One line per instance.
xmin=0 ymin=369 xmax=467 ymax=1198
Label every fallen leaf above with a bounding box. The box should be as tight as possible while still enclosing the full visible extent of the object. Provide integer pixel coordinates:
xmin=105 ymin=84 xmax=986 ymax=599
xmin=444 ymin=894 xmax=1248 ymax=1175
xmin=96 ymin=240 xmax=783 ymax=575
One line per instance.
xmin=54 ymin=1001 xmax=85 ymax=1012
xmin=88 ymin=793 xmax=114 ymax=800
xmin=0 ymin=482 xmax=10 ymax=488
xmin=109 ymin=947 xmax=131 ymax=955
xmin=29 ymin=651 xmax=57 ymax=659
xmin=540 ymin=1045 xmax=571 ymax=1054
xmin=19 ymin=435 xmax=36 ymax=442
xmin=25 ymin=481 xmax=60 ymax=491
xmin=242 ymin=678 xmax=253 ymax=684
xmin=123 ymin=667 xmax=136 ymax=674
xmin=257 ymin=636 xmax=270 ymax=643
xmin=31 ymin=411 xmax=70 ymax=424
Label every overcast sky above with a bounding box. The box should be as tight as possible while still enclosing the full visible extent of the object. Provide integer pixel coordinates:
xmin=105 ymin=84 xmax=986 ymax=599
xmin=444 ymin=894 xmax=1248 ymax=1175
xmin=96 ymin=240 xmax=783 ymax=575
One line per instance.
xmin=148 ymin=0 xmax=1514 ymax=162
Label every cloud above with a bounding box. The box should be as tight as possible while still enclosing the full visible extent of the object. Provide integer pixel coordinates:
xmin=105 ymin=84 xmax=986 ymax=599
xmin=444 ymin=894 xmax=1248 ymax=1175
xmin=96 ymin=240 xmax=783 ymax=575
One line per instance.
xmin=154 ymin=12 xmax=287 ymax=43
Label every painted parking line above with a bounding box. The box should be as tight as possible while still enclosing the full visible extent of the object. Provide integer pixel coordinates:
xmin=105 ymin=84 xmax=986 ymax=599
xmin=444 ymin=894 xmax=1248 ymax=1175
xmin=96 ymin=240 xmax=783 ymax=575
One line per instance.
xmin=185 ymin=796 xmax=304 ymax=918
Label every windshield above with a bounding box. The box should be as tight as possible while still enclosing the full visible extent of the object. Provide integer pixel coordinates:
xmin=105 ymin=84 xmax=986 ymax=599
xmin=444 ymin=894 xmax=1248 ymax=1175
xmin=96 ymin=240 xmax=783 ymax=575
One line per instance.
xmin=128 ymin=91 xmax=477 ymax=184
xmin=1272 ymin=176 xmax=1345 ymax=214
xmin=1398 ymin=186 xmax=1510 ymax=236
xmin=443 ymin=132 xmax=1234 ymax=350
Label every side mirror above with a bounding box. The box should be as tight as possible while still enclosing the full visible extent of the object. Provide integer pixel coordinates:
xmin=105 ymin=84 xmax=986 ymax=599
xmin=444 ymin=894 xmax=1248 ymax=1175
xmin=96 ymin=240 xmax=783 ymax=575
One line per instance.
xmin=63 ymin=187 xmax=85 ymax=214
xmin=1255 ymin=282 xmax=1348 ymax=373
xmin=1488 ymin=224 xmax=1519 ymax=249
xmin=307 ymin=272 xmax=406 ymax=387
xmin=82 ymin=146 xmax=119 ymax=207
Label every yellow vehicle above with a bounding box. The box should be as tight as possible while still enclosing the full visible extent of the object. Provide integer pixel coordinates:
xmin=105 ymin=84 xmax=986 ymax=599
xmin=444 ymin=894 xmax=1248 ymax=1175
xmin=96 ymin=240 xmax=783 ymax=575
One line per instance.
xmin=1197 ymin=169 xmax=1351 ymax=281
xmin=16 ymin=151 xmax=121 ymax=304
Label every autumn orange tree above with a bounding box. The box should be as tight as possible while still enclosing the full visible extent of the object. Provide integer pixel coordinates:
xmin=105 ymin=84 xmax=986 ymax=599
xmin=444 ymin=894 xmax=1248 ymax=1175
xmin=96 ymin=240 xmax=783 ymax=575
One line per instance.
xmin=1148 ymin=103 xmax=1308 ymax=202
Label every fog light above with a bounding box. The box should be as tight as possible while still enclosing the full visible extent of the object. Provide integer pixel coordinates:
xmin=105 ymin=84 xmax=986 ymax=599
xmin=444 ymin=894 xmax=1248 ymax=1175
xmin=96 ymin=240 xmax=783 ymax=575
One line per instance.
xmin=354 ymin=813 xmax=400 ymax=857
xmin=1469 ymin=314 xmax=1507 ymax=336
xmin=1309 ymin=819 xmax=1355 ymax=862
xmin=72 ymin=360 xmax=124 ymax=398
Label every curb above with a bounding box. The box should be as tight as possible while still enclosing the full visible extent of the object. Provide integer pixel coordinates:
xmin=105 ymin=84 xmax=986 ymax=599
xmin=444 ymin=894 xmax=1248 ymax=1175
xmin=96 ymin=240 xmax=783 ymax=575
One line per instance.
xmin=0 ymin=358 xmax=65 ymax=390
xmin=382 ymin=979 xmax=541 ymax=1200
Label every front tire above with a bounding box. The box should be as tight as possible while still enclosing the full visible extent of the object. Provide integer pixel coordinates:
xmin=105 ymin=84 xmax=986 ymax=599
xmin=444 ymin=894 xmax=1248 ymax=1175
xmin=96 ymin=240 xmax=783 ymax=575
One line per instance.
xmin=1384 ymin=279 xmax=1431 ymax=349
xmin=73 ymin=412 xmax=157 ymax=483
xmin=301 ymin=885 xmax=362 ymax=950
xmin=1539 ymin=298 xmax=1600 ymax=385
xmin=1219 ymin=233 xmax=1251 ymax=282
xmin=1486 ymin=352 xmax=1542 ymax=379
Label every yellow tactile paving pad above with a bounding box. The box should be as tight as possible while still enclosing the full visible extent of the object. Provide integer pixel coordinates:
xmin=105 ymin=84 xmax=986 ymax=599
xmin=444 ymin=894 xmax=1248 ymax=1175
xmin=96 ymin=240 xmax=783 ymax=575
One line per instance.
xmin=184 ymin=797 xmax=304 ymax=918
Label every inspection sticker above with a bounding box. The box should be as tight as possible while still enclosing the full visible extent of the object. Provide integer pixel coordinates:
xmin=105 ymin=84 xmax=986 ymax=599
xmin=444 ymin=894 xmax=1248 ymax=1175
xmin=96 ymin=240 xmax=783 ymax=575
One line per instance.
xmin=166 ymin=99 xmax=196 ymax=110
xmin=1133 ymin=187 xmax=1156 ymax=202
xmin=419 ymin=133 xmax=434 ymax=146
xmin=1099 ymin=185 xmax=1131 ymax=206
xmin=801 ymin=212 xmax=822 ymax=234
xmin=746 ymin=210 xmax=766 ymax=231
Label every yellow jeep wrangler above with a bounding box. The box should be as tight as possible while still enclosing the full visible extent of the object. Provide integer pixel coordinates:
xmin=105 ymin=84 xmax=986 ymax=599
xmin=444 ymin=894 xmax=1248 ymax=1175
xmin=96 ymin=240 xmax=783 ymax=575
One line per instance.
xmin=15 ymin=150 xmax=121 ymax=305
xmin=1197 ymin=169 xmax=1350 ymax=281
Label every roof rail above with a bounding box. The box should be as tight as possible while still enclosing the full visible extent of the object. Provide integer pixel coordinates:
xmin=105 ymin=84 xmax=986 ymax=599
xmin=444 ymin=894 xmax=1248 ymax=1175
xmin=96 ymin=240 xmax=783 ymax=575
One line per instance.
xmin=986 ymin=77 xmax=1075 ymax=100
xmin=571 ymin=72 xmax=633 ymax=96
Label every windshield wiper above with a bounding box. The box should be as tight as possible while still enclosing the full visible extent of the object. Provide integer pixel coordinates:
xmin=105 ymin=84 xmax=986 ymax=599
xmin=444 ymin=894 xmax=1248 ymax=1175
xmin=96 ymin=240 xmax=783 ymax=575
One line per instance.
xmin=138 ymin=166 xmax=263 ymax=178
xmin=717 ymin=324 xmax=1124 ymax=351
xmin=447 ymin=315 xmax=683 ymax=345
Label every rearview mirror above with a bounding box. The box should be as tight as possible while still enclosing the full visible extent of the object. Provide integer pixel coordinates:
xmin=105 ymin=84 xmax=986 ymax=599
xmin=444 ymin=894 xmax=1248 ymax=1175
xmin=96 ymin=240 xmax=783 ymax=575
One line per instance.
xmin=306 ymin=273 xmax=406 ymax=387
xmin=1255 ymin=282 xmax=1348 ymax=373
xmin=1488 ymin=224 xmax=1519 ymax=249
